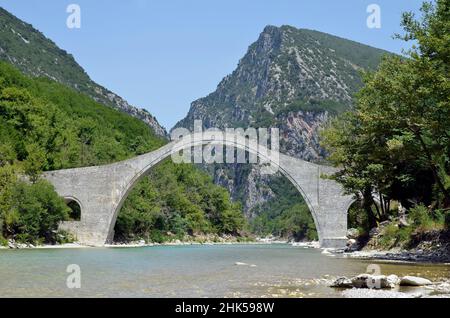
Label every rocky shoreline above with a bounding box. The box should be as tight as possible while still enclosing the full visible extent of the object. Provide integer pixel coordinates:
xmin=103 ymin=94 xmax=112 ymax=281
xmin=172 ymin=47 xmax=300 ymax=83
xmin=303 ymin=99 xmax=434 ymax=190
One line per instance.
xmin=0 ymin=236 xmax=290 ymax=250
xmin=343 ymin=225 xmax=450 ymax=264
xmin=343 ymin=249 xmax=450 ymax=264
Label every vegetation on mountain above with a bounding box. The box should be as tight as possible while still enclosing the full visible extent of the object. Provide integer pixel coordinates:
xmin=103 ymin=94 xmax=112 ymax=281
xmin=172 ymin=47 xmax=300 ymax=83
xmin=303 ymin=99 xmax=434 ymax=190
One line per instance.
xmin=0 ymin=62 xmax=246 ymax=245
xmin=321 ymin=0 xmax=449 ymax=237
xmin=0 ymin=7 xmax=166 ymax=136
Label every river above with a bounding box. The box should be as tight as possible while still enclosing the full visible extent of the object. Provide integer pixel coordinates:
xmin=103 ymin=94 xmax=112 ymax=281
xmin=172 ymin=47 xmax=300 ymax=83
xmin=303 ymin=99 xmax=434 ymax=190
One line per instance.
xmin=0 ymin=244 xmax=448 ymax=297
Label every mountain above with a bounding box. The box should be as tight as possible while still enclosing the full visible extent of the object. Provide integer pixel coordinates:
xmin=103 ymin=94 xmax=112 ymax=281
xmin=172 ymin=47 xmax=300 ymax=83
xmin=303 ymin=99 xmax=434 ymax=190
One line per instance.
xmin=174 ymin=25 xmax=390 ymax=222
xmin=0 ymin=7 xmax=167 ymax=137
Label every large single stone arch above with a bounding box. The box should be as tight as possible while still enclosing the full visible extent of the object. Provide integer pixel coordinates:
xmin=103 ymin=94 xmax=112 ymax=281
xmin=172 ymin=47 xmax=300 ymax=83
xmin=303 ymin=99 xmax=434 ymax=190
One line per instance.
xmin=43 ymin=132 xmax=353 ymax=248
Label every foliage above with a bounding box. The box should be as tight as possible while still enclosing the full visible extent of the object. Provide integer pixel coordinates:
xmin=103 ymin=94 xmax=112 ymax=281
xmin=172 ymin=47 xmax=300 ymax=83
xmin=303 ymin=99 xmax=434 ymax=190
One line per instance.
xmin=378 ymin=223 xmax=413 ymax=249
xmin=0 ymin=61 xmax=247 ymax=244
xmin=347 ymin=201 xmax=370 ymax=235
xmin=0 ymin=169 xmax=70 ymax=244
xmin=115 ymin=161 xmax=247 ymax=243
xmin=321 ymin=0 xmax=450 ymax=232
xmin=378 ymin=204 xmax=446 ymax=249
xmin=250 ymin=176 xmax=318 ymax=241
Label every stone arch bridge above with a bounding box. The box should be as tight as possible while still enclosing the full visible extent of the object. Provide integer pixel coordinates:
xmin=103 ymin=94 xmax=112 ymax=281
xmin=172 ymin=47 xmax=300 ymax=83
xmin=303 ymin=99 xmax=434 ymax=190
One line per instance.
xmin=43 ymin=132 xmax=354 ymax=248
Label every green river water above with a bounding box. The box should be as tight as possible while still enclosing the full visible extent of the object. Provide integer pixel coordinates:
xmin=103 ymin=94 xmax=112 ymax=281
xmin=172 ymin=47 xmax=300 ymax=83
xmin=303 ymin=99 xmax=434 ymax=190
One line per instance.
xmin=0 ymin=244 xmax=448 ymax=297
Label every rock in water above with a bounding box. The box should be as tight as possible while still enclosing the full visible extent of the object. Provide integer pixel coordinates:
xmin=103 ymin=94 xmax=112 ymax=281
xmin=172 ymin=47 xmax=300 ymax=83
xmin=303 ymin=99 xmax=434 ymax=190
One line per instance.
xmin=400 ymin=276 xmax=432 ymax=286
xmin=235 ymin=262 xmax=248 ymax=266
xmin=350 ymin=274 xmax=397 ymax=289
xmin=434 ymin=282 xmax=450 ymax=293
xmin=387 ymin=275 xmax=401 ymax=288
xmin=351 ymin=274 xmax=371 ymax=288
xmin=234 ymin=262 xmax=257 ymax=267
xmin=330 ymin=277 xmax=353 ymax=288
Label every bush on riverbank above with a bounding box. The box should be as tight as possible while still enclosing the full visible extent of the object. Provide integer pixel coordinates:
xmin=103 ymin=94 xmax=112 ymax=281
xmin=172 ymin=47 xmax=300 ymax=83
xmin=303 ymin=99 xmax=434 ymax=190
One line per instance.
xmin=0 ymin=165 xmax=70 ymax=244
xmin=373 ymin=205 xmax=448 ymax=250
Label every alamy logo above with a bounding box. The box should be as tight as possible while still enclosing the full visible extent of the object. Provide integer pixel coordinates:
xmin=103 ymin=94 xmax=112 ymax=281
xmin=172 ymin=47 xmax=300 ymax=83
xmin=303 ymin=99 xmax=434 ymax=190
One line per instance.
xmin=171 ymin=120 xmax=280 ymax=174
xmin=66 ymin=264 xmax=81 ymax=289
xmin=66 ymin=4 xmax=81 ymax=29
xmin=366 ymin=264 xmax=382 ymax=289
xmin=367 ymin=4 xmax=381 ymax=29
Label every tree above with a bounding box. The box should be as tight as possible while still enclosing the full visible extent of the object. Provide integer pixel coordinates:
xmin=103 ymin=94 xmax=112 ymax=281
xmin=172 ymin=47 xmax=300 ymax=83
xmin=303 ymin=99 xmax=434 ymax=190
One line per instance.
xmin=321 ymin=0 xmax=450 ymax=230
xmin=23 ymin=143 xmax=47 ymax=183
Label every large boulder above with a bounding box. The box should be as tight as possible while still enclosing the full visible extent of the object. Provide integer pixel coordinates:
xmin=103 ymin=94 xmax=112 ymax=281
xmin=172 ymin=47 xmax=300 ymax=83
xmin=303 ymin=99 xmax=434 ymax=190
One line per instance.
xmin=346 ymin=238 xmax=359 ymax=252
xmin=400 ymin=276 xmax=432 ymax=286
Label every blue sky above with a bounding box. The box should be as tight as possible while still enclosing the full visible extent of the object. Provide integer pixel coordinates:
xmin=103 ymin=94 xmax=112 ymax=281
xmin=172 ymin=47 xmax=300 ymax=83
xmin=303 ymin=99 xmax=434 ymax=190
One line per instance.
xmin=0 ymin=0 xmax=423 ymax=129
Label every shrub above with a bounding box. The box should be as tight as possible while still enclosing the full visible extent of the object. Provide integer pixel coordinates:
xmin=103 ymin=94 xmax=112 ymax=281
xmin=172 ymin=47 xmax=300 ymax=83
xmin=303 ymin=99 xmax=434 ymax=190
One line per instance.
xmin=55 ymin=230 xmax=76 ymax=244
xmin=409 ymin=205 xmax=432 ymax=228
xmin=0 ymin=235 xmax=8 ymax=247
xmin=379 ymin=223 xmax=413 ymax=248
xmin=409 ymin=205 xmax=446 ymax=231
xmin=10 ymin=179 xmax=70 ymax=244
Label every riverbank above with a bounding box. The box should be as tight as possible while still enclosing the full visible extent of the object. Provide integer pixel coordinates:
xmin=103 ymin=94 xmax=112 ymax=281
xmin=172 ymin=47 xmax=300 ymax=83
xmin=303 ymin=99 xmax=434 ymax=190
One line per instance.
xmin=342 ymin=220 xmax=450 ymax=264
xmin=0 ymin=242 xmax=88 ymax=250
xmin=342 ymin=249 xmax=450 ymax=264
xmin=107 ymin=237 xmax=289 ymax=248
xmin=0 ymin=236 xmax=291 ymax=250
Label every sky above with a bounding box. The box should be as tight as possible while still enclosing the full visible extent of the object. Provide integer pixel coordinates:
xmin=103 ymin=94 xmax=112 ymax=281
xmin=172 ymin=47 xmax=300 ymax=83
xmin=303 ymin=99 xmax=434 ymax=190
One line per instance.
xmin=0 ymin=0 xmax=424 ymax=130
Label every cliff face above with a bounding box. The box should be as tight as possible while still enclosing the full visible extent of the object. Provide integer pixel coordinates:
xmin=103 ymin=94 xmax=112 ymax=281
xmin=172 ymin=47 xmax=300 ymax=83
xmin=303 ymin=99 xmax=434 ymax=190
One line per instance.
xmin=0 ymin=7 xmax=167 ymax=137
xmin=175 ymin=25 xmax=388 ymax=217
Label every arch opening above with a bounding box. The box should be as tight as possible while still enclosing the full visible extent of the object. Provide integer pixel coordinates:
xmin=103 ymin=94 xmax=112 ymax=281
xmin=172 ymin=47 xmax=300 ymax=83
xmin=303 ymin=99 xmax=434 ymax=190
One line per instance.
xmin=248 ymin=170 xmax=318 ymax=243
xmin=65 ymin=198 xmax=81 ymax=221
xmin=110 ymin=135 xmax=321 ymax=244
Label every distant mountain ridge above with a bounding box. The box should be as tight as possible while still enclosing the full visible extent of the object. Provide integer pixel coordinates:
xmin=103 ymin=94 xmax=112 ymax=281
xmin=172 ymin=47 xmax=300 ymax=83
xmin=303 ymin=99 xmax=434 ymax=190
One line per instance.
xmin=176 ymin=25 xmax=388 ymax=134
xmin=0 ymin=7 xmax=167 ymax=137
xmin=174 ymin=25 xmax=390 ymax=218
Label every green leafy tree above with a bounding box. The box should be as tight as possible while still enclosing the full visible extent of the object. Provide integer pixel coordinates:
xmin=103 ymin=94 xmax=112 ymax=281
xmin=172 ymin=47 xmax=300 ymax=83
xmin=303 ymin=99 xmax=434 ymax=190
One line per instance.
xmin=321 ymin=0 xmax=450 ymax=230
xmin=23 ymin=143 xmax=47 ymax=183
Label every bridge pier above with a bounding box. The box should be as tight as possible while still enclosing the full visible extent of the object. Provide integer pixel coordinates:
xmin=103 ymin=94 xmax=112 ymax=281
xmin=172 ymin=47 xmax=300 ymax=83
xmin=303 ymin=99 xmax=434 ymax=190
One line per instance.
xmin=320 ymin=238 xmax=348 ymax=249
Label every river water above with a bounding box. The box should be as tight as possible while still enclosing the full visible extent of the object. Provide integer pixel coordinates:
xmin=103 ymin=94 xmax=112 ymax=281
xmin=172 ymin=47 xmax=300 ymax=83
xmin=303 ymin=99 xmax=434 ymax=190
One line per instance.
xmin=0 ymin=244 xmax=448 ymax=298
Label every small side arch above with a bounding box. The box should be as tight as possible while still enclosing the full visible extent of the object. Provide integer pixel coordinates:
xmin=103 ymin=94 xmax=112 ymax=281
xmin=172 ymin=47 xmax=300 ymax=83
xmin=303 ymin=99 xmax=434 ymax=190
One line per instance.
xmin=64 ymin=196 xmax=82 ymax=221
